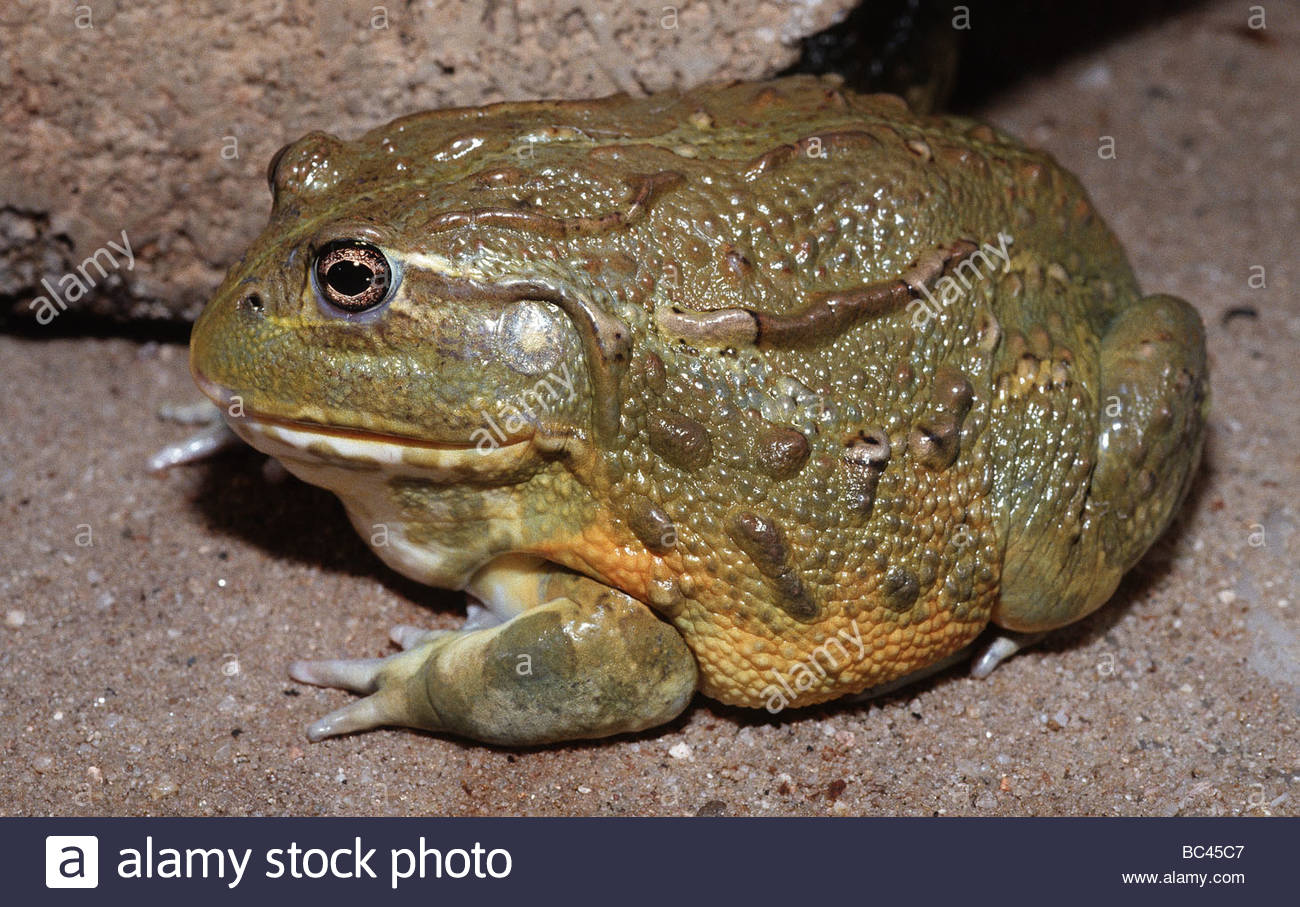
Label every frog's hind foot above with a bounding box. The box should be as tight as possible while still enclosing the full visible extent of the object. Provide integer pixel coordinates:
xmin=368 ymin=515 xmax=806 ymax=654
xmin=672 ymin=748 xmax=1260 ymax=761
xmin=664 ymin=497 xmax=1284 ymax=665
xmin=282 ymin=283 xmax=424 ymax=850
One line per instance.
xmin=289 ymin=571 xmax=698 ymax=746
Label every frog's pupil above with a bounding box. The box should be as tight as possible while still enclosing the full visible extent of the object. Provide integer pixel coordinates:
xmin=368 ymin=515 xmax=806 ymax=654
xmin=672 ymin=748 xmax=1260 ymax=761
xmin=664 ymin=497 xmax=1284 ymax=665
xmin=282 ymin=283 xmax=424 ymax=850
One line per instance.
xmin=315 ymin=241 xmax=392 ymax=312
xmin=326 ymin=260 xmax=377 ymax=297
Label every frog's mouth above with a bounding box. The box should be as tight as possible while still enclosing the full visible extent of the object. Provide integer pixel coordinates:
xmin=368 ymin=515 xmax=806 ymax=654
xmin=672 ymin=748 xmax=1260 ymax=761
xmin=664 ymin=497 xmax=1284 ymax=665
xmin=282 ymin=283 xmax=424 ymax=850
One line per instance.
xmin=193 ymin=372 xmax=537 ymax=476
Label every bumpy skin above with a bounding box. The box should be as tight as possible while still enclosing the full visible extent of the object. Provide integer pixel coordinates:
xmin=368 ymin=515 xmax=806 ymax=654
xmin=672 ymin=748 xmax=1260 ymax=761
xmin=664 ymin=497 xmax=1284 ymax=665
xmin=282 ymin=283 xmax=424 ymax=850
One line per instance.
xmin=189 ymin=76 xmax=1208 ymax=743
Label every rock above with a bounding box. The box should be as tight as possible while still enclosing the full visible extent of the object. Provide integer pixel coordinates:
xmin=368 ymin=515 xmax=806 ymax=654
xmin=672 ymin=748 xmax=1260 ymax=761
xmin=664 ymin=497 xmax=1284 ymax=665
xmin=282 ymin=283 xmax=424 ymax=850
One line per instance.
xmin=0 ymin=0 xmax=854 ymax=323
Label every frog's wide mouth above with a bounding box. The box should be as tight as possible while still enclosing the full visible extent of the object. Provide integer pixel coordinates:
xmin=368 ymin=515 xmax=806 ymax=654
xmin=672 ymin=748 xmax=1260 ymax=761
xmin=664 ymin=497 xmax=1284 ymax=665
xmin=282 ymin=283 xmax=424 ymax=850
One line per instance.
xmin=194 ymin=371 xmax=535 ymax=472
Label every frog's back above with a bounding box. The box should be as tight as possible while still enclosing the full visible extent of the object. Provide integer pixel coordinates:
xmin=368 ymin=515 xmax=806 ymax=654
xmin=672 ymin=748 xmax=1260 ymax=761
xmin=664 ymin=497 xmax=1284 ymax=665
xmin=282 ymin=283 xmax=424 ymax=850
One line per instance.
xmin=313 ymin=77 xmax=1158 ymax=707
xmin=426 ymin=77 xmax=1146 ymax=707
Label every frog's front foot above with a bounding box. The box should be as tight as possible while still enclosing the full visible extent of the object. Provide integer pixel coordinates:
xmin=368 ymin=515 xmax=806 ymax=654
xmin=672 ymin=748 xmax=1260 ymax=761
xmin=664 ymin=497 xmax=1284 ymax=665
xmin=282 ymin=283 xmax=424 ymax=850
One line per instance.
xmin=289 ymin=565 xmax=698 ymax=746
xmin=149 ymin=399 xmax=241 ymax=472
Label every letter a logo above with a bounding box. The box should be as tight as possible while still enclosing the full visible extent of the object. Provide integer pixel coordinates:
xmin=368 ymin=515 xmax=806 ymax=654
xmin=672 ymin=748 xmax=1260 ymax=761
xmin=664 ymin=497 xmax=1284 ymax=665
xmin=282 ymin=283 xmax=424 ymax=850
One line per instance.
xmin=45 ymin=835 xmax=99 ymax=888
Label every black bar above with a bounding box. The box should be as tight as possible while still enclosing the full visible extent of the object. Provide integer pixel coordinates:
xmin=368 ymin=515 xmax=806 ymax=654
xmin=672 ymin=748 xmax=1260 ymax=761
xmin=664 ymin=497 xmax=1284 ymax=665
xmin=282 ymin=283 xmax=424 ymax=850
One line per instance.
xmin=8 ymin=817 xmax=1292 ymax=905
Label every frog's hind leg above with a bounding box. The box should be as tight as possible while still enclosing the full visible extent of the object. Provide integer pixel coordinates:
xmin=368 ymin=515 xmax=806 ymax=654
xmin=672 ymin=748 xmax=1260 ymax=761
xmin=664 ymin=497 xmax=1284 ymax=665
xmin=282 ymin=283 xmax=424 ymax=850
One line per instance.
xmin=994 ymin=293 xmax=1209 ymax=632
xmin=289 ymin=560 xmax=698 ymax=745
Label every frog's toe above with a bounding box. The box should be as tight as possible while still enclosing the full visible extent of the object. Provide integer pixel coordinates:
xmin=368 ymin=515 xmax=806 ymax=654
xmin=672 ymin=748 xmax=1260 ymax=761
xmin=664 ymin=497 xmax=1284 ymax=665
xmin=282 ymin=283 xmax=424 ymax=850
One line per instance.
xmin=290 ymin=655 xmax=389 ymax=693
xmin=461 ymin=602 xmax=503 ymax=631
xmin=388 ymin=624 xmax=443 ymax=650
xmin=158 ymin=400 xmax=225 ymax=425
xmin=148 ymin=420 xmax=241 ymax=472
xmin=846 ymin=630 xmax=1048 ymax=702
xmin=969 ymin=630 xmax=1047 ymax=678
xmin=304 ymin=691 xmax=409 ymax=742
xmin=290 ymin=641 xmax=444 ymax=740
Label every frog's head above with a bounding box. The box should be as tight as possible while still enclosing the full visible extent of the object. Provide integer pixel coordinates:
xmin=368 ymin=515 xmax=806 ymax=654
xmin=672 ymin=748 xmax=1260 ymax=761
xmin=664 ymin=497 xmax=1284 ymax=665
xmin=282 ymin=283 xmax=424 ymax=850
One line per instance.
xmin=190 ymin=128 xmax=613 ymax=483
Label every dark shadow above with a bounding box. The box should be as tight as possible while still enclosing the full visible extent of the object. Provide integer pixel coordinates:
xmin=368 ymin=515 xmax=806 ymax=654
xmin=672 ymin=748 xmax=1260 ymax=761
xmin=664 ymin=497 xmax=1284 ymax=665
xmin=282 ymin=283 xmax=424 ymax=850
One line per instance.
xmin=784 ymin=0 xmax=1215 ymax=113
xmin=946 ymin=0 xmax=1216 ymax=112
xmin=2 ymin=306 xmax=194 ymax=342
xmin=189 ymin=445 xmax=461 ymax=616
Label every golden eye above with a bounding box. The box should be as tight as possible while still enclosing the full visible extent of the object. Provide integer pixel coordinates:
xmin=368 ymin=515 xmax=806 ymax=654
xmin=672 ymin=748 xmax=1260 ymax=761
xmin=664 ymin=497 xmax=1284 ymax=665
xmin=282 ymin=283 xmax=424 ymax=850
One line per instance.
xmin=313 ymin=241 xmax=393 ymax=313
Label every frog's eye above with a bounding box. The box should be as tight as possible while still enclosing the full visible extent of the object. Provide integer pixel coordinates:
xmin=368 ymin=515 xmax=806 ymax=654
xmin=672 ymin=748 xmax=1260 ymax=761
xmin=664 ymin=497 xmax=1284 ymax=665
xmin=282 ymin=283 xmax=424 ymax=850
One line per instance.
xmin=313 ymin=240 xmax=393 ymax=313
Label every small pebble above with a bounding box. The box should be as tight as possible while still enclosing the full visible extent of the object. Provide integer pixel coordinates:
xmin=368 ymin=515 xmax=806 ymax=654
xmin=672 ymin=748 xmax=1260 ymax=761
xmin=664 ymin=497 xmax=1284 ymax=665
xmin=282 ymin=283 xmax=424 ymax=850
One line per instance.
xmin=668 ymin=742 xmax=692 ymax=760
xmin=150 ymin=776 xmax=178 ymax=800
xmin=5 ymin=610 xmax=25 ymax=628
xmin=695 ymin=799 xmax=727 ymax=817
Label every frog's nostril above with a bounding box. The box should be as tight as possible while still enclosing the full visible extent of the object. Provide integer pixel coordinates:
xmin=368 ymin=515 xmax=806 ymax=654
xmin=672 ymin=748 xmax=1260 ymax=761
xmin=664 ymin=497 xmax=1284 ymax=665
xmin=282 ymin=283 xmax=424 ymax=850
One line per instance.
xmin=238 ymin=292 xmax=264 ymax=313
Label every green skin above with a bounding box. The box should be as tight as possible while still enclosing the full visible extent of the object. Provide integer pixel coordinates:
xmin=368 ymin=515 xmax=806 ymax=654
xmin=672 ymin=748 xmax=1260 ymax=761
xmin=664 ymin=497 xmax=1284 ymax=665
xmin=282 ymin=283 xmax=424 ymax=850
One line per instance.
xmin=190 ymin=76 xmax=1208 ymax=746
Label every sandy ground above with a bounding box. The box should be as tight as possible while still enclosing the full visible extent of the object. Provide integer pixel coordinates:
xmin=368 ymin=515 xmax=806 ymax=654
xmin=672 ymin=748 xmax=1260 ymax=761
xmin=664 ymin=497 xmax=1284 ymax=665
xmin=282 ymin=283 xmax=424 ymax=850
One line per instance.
xmin=1 ymin=0 xmax=1296 ymax=816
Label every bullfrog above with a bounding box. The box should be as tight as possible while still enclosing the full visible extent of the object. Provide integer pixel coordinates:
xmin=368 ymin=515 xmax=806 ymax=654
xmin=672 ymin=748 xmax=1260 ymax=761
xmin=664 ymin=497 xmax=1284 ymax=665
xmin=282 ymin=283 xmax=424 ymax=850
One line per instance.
xmin=182 ymin=75 xmax=1208 ymax=745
